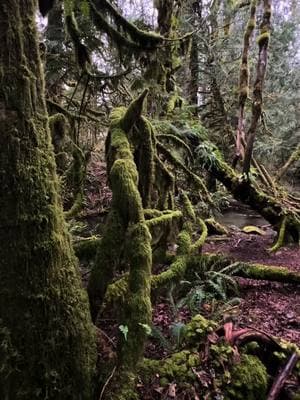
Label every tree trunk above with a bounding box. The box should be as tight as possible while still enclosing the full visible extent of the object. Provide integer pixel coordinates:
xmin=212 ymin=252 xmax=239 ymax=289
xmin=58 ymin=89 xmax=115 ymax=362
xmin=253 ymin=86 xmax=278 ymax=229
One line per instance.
xmin=0 ymin=1 xmax=96 ymax=399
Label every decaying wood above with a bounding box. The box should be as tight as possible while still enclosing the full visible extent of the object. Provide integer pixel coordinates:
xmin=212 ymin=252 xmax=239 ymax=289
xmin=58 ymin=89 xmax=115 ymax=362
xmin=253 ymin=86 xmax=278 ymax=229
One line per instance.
xmin=267 ymin=352 xmax=299 ymax=400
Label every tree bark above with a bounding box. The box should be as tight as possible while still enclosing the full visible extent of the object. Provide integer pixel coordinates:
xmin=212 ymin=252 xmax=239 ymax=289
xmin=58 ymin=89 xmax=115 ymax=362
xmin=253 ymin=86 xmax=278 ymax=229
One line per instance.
xmin=0 ymin=1 xmax=96 ymax=399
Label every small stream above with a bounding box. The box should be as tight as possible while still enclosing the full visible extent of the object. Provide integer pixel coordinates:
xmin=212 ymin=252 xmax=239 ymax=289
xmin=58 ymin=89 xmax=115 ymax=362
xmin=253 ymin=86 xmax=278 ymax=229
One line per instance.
xmin=217 ymin=210 xmax=268 ymax=229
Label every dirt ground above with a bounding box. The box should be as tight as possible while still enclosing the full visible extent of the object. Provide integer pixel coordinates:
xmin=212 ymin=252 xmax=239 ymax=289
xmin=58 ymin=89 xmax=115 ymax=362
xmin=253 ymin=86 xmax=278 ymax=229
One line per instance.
xmin=203 ymin=231 xmax=300 ymax=345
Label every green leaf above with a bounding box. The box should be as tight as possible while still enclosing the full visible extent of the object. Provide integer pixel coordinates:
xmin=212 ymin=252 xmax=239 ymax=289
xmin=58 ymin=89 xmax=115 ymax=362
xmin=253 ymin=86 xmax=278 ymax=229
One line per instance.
xmin=138 ymin=323 xmax=152 ymax=336
xmin=119 ymin=325 xmax=128 ymax=341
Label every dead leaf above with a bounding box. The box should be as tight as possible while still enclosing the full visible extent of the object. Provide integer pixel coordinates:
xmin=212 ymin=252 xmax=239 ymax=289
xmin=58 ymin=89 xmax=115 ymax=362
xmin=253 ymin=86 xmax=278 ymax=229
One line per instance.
xmin=167 ymin=383 xmax=176 ymax=398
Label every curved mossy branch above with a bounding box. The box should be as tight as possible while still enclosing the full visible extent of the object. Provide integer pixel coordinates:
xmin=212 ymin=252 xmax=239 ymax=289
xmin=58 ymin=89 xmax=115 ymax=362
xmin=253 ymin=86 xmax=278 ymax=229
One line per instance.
xmin=157 ymin=142 xmax=211 ymax=201
xmin=234 ymin=261 xmax=300 ymax=284
xmin=88 ymin=93 xmax=153 ymax=398
xmin=120 ymin=89 xmax=149 ymax=132
xmin=190 ymin=218 xmax=208 ymax=254
xmin=276 ymin=144 xmax=300 ymax=181
xmin=269 ymin=216 xmax=287 ymax=252
xmin=191 ymin=253 xmax=300 ymax=284
xmin=134 ymin=116 xmax=155 ymax=207
xmin=145 ymin=210 xmax=182 ymax=229
xmin=152 ymin=256 xmax=188 ymax=290
xmin=181 ymin=191 xmax=196 ymax=222
xmin=89 ymin=1 xmax=146 ymax=53
xmin=91 ymin=0 xmax=163 ymax=47
xmin=47 ymin=99 xmax=91 ymax=122
xmin=157 ymin=133 xmax=194 ymax=160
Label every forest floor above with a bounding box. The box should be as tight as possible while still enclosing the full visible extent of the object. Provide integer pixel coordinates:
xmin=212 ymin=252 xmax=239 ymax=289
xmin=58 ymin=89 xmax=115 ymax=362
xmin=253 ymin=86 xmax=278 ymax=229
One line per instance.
xmin=203 ymin=231 xmax=300 ymax=346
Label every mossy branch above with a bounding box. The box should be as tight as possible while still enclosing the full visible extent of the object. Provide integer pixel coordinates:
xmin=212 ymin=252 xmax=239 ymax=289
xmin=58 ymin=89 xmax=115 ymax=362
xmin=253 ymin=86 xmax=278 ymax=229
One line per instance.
xmin=91 ymin=0 xmax=164 ymax=47
xmin=120 ymin=89 xmax=149 ymax=132
xmin=145 ymin=210 xmax=182 ymax=229
xmin=269 ymin=216 xmax=287 ymax=253
xmin=276 ymin=144 xmax=300 ymax=181
xmin=157 ymin=142 xmax=211 ymax=201
xmin=157 ymin=134 xmax=193 ymax=160
xmin=190 ymin=218 xmax=208 ymax=254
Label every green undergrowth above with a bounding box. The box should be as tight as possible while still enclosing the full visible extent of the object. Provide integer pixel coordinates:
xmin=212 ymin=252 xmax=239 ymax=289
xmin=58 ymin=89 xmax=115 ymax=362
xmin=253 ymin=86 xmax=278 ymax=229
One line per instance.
xmin=138 ymin=315 xmax=273 ymax=400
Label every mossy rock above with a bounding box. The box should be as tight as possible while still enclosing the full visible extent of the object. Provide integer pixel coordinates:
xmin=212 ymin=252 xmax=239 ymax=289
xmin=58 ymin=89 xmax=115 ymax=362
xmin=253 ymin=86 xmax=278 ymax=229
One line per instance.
xmin=224 ymin=354 xmax=268 ymax=400
xmin=141 ymin=350 xmax=201 ymax=386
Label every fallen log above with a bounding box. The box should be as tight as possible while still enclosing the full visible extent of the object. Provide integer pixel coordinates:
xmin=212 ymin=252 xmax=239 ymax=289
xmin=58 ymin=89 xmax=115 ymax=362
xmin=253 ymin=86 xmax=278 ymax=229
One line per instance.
xmin=201 ymin=254 xmax=300 ymax=284
xmin=195 ymin=141 xmax=300 ymax=246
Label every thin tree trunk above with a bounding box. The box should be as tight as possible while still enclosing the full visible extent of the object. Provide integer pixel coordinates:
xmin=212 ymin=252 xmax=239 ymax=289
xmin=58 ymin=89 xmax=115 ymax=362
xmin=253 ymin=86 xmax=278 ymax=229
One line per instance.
xmin=0 ymin=1 xmax=96 ymax=399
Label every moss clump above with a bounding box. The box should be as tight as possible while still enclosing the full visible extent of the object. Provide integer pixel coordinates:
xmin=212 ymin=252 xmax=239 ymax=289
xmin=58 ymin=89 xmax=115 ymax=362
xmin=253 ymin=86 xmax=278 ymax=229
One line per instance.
xmin=225 ymin=354 xmax=268 ymax=400
xmin=182 ymin=315 xmax=217 ymax=348
xmin=141 ymin=350 xmax=201 ymax=386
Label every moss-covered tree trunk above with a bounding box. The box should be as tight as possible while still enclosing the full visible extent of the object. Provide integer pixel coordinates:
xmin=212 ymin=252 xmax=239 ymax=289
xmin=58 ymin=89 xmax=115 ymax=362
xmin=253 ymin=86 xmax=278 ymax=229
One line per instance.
xmin=0 ymin=1 xmax=96 ymax=399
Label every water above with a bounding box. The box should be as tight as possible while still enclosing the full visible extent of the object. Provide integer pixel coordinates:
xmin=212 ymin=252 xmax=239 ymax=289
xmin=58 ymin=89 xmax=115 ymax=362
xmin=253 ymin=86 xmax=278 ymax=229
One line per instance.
xmin=217 ymin=210 xmax=269 ymax=229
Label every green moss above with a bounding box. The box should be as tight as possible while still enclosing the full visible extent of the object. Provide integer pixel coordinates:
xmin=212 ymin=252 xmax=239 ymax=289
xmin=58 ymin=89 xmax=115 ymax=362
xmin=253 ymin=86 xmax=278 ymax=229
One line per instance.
xmin=104 ymin=275 xmax=129 ymax=306
xmin=238 ymin=262 xmax=300 ymax=284
xmin=257 ymin=31 xmax=270 ymax=45
xmin=166 ymin=92 xmax=184 ymax=114
xmin=225 ymin=354 xmax=268 ymax=400
xmin=145 ymin=210 xmax=182 ymax=229
xmin=152 ymin=256 xmax=187 ymax=289
xmin=181 ymin=192 xmax=196 ymax=222
xmin=73 ymin=236 xmax=101 ymax=260
xmin=183 ymin=315 xmax=217 ymax=348
xmin=177 ymin=230 xmax=192 ymax=255
xmin=205 ymin=218 xmax=229 ymax=235
xmin=0 ymin=1 xmax=97 ymax=397
xmin=269 ymin=215 xmax=287 ymax=252
xmin=140 ymin=350 xmax=201 ymax=386
xmin=190 ymin=218 xmax=207 ymax=254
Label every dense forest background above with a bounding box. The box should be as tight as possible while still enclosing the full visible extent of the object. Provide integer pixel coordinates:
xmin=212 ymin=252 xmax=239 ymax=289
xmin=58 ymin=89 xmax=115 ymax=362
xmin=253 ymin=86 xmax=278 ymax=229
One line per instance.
xmin=0 ymin=0 xmax=299 ymax=399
